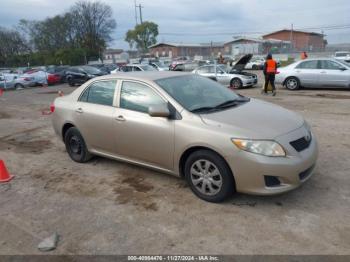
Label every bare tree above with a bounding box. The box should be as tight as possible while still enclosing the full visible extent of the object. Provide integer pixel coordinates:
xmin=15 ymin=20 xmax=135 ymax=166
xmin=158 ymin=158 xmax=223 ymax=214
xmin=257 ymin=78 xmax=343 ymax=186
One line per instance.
xmin=70 ymin=1 xmax=117 ymax=57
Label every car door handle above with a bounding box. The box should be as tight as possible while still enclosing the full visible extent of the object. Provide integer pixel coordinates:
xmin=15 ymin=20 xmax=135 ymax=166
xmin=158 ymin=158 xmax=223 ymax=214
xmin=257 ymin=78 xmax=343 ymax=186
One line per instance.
xmin=320 ymin=71 xmax=327 ymax=74
xmin=115 ymin=115 xmax=126 ymax=122
xmin=75 ymin=108 xmax=83 ymax=114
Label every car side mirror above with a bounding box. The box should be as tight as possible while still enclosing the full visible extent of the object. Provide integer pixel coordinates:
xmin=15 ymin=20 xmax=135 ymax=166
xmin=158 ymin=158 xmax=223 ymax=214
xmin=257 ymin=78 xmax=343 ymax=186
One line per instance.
xmin=148 ymin=103 xmax=170 ymax=118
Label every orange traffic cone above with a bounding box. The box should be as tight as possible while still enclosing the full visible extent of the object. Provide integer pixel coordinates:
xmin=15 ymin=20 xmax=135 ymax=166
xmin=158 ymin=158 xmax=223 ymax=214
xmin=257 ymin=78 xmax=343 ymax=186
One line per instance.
xmin=0 ymin=160 xmax=14 ymax=183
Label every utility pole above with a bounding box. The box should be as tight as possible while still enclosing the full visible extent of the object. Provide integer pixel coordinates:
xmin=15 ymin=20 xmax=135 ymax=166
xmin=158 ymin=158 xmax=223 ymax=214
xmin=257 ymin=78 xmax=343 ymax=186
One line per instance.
xmin=134 ymin=0 xmax=138 ymax=25
xmin=290 ymin=23 xmax=294 ymax=52
xmin=138 ymin=4 xmax=144 ymax=24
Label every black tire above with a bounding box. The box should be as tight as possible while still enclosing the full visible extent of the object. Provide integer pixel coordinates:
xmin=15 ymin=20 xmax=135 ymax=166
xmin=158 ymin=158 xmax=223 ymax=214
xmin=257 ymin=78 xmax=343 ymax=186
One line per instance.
xmin=64 ymin=127 xmax=92 ymax=163
xmin=67 ymin=77 xmax=75 ymax=87
xmin=285 ymin=77 xmax=300 ymax=90
xmin=184 ymin=150 xmax=235 ymax=203
xmin=230 ymin=78 xmax=243 ymax=89
xmin=15 ymin=83 xmax=24 ymax=89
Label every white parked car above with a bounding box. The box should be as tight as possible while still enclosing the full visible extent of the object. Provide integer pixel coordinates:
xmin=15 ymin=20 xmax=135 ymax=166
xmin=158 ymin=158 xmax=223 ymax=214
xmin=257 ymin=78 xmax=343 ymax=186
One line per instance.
xmin=245 ymin=57 xmax=265 ymax=70
xmin=276 ymin=58 xmax=350 ymax=90
xmin=118 ymin=64 xmax=157 ymax=72
xmin=149 ymin=61 xmax=169 ymax=71
xmin=333 ymin=51 xmax=350 ymax=63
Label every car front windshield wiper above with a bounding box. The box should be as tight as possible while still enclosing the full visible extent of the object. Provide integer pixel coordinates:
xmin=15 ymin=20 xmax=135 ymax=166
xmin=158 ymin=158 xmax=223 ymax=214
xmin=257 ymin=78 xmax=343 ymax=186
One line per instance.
xmin=214 ymin=97 xmax=250 ymax=109
xmin=190 ymin=97 xmax=250 ymax=114
xmin=190 ymin=106 xmax=218 ymax=113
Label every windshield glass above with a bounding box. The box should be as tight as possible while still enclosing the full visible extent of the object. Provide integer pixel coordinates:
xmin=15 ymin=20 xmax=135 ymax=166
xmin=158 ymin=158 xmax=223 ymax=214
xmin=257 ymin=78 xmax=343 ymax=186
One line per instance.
xmin=140 ymin=65 xmax=157 ymax=71
xmin=155 ymin=75 xmax=241 ymax=112
xmin=82 ymin=66 xmax=101 ymax=74
xmin=153 ymin=61 xmax=166 ymax=67
xmin=337 ymin=60 xmax=350 ymax=67
xmin=335 ymin=52 xmax=350 ymax=57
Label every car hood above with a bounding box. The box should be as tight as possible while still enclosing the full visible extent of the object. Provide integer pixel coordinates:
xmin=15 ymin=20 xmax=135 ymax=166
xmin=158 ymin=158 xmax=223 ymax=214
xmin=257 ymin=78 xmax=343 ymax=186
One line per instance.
xmin=232 ymin=54 xmax=253 ymax=71
xmin=199 ymin=98 xmax=304 ymax=139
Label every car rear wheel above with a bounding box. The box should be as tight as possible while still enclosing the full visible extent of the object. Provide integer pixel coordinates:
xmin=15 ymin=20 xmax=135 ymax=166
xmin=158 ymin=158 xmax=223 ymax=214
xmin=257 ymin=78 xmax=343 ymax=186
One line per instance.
xmin=285 ymin=77 xmax=300 ymax=90
xmin=67 ymin=77 xmax=75 ymax=87
xmin=64 ymin=127 xmax=92 ymax=163
xmin=15 ymin=83 xmax=24 ymax=89
xmin=230 ymin=78 xmax=243 ymax=89
xmin=184 ymin=150 xmax=235 ymax=202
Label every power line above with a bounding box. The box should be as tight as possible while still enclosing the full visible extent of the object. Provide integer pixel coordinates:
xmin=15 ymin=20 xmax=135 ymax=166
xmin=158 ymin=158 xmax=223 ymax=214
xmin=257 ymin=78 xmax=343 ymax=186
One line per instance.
xmin=158 ymin=23 xmax=350 ymax=37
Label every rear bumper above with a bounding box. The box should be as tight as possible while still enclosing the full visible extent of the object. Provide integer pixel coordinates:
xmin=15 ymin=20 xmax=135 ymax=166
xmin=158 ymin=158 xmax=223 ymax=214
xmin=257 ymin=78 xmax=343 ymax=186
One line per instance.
xmin=225 ymin=126 xmax=318 ymax=195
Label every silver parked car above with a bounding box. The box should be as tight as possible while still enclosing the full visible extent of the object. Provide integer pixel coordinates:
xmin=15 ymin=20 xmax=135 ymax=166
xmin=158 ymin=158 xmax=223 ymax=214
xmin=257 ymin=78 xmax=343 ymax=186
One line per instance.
xmin=119 ymin=64 xmax=157 ymax=72
xmin=52 ymin=72 xmax=318 ymax=202
xmin=0 ymin=73 xmax=35 ymax=89
xmin=276 ymin=58 xmax=350 ymax=90
xmin=193 ymin=64 xmax=257 ymax=88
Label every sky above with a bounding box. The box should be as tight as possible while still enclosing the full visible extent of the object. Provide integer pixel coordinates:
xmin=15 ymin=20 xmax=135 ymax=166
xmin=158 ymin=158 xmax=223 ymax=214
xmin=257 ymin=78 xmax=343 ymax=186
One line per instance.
xmin=0 ymin=0 xmax=349 ymax=49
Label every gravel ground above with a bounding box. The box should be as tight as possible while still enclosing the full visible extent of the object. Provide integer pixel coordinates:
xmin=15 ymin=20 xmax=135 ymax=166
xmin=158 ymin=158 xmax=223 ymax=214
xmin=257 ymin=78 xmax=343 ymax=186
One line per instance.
xmin=0 ymin=73 xmax=349 ymax=255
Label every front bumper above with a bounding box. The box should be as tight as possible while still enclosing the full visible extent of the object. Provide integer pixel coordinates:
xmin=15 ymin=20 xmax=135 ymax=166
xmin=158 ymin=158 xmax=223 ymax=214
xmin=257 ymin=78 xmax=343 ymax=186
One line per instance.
xmin=225 ymin=126 xmax=318 ymax=195
xmin=242 ymin=77 xmax=258 ymax=87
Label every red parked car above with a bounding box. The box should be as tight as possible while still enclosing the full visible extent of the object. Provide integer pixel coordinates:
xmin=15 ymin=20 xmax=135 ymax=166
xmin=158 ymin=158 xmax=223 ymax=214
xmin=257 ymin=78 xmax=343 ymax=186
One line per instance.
xmin=47 ymin=73 xmax=61 ymax=85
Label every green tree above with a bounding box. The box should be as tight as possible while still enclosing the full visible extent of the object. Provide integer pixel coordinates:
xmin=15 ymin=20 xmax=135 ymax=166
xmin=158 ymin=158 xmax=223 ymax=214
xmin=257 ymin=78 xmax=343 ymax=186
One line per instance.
xmin=125 ymin=21 xmax=158 ymax=53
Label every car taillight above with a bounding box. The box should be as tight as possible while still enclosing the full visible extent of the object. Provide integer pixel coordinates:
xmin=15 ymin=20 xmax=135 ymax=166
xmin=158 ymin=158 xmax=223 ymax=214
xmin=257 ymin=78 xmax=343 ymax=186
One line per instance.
xmin=50 ymin=102 xmax=55 ymax=113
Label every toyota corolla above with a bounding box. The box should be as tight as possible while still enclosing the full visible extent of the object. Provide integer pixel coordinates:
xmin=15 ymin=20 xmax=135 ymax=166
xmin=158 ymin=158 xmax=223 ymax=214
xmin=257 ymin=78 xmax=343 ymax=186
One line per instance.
xmin=52 ymin=72 xmax=318 ymax=202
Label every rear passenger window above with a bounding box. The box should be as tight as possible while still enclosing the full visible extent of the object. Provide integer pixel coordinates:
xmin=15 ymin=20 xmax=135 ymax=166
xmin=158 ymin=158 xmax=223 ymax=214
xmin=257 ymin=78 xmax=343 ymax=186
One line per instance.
xmin=296 ymin=61 xmax=319 ymax=69
xmin=79 ymin=80 xmax=117 ymax=106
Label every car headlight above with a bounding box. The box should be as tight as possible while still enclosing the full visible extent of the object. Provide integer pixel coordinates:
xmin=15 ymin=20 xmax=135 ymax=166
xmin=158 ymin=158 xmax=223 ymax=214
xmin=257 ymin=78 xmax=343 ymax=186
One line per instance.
xmin=232 ymin=139 xmax=286 ymax=157
xmin=242 ymin=75 xmax=251 ymax=79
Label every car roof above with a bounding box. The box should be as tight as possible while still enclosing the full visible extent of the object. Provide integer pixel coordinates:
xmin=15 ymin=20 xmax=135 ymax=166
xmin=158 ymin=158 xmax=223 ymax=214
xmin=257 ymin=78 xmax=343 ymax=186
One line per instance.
xmin=94 ymin=71 xmax=191 ymax=82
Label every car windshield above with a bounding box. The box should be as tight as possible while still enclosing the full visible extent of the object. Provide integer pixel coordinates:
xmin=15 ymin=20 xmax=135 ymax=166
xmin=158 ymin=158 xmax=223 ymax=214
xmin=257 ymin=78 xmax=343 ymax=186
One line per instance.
xmin=140 ymin=65 xmax=157 ymax=71
xmin=153 ymin=61 xmax=166 ymax=67
xmin=337 ymin=60 xmax=350 ymax=68
xmin=335 ymin=52 xmax=350 ymax=57
xmin=82 ymin=66 xmax=101 ymax=74
xmin=155 ymin=74 xmax=245 ymax=113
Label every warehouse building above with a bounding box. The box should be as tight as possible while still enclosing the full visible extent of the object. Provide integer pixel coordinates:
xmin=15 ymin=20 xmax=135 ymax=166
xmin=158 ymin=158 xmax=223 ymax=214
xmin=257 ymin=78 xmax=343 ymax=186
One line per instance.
xmin=262 ymin=29 xmax=327 ymax=52
xmin=148 ymin=42 xmax=224 ymax=58
xmin=223 ymin=37 xmax=291 ymax=56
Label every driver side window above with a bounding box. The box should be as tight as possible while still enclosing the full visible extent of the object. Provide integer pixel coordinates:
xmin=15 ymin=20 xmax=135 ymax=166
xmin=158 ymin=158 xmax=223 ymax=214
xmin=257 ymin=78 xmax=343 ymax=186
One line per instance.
xmin=120 ymin=81 xmax=165 ymax=113
xmin=321 ymin=60 xmax=343 ymax=70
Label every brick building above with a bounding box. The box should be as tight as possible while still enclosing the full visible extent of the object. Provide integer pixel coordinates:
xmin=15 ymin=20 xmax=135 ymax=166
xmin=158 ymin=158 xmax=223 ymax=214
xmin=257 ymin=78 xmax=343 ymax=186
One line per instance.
xmin=148 ymin=42 xmax=224 ymax=58
xmin=262 ymin=30 xmax=327 ymax=52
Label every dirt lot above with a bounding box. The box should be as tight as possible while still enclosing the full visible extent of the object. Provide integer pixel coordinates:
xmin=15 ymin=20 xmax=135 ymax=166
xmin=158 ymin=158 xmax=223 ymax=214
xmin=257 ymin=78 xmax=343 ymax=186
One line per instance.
xmin=0 ymin=74 xmax=350 ymax=255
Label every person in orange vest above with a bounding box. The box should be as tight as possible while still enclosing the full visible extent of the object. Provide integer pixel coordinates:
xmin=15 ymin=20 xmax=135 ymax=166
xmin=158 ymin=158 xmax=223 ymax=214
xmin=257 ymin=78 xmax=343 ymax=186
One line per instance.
xmin=301 ymin=51 xmax=308 ymax=60
xmin=263 ymin=53 xmax=277 ymax=96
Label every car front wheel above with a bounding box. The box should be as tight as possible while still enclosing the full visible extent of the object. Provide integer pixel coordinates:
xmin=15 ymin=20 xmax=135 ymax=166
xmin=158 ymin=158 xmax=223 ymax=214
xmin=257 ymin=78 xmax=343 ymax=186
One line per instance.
xmin=285 ymin=77 xmax=300 ymax=90
xmin=230 ymin=78 xmax=243 ymax=89
xmin=185 ymin=150 xmax=235 ymax=202
xmin=64 ymin=127 xmax=92 ymax=163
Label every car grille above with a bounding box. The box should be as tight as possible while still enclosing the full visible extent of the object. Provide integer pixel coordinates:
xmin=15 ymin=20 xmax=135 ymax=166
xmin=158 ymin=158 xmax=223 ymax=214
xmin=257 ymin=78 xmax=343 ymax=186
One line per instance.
xmin=290 ymin=134 xmax=312 ymax=152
